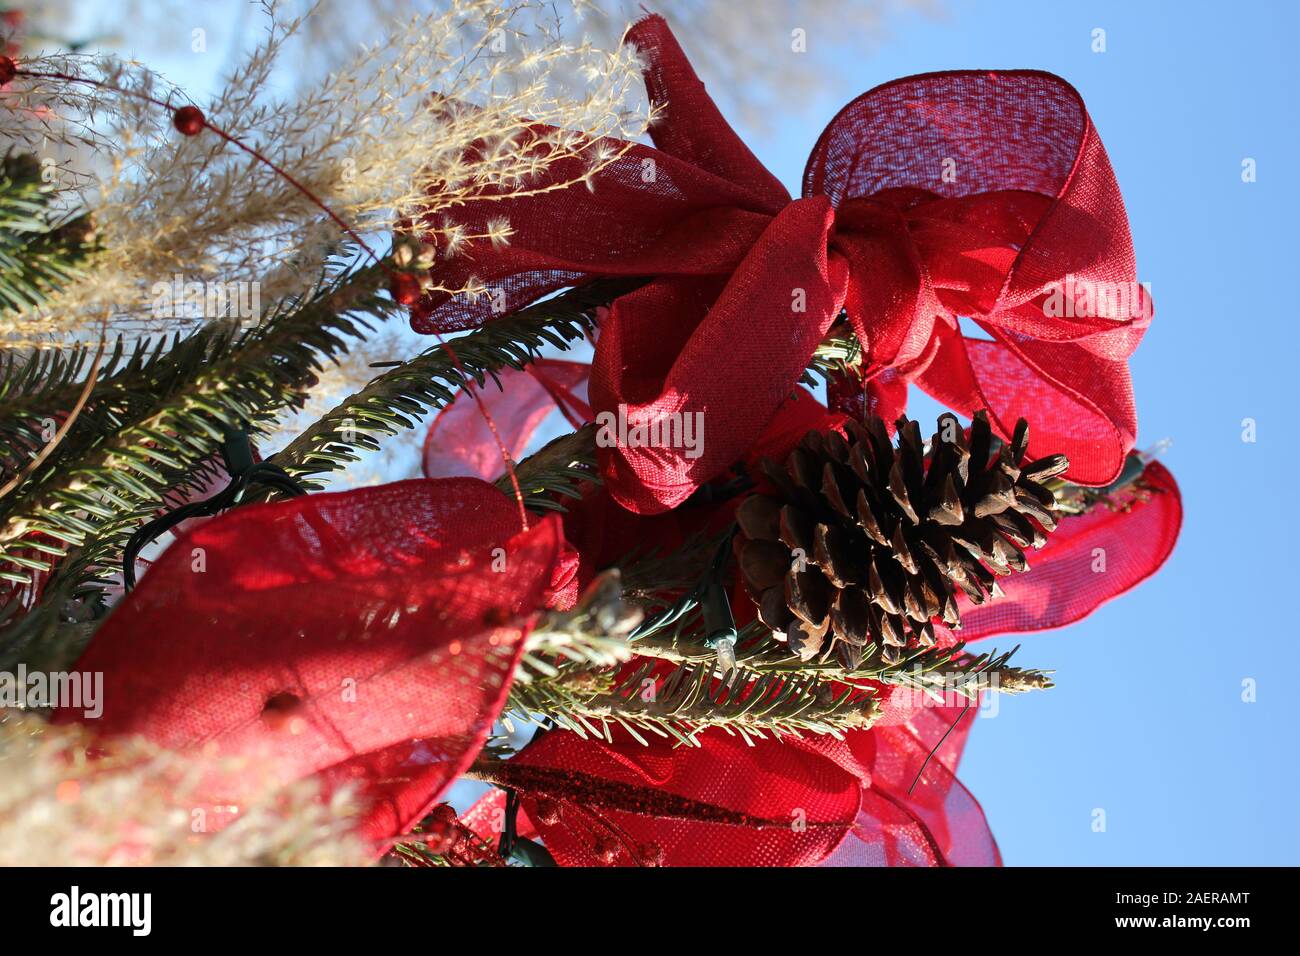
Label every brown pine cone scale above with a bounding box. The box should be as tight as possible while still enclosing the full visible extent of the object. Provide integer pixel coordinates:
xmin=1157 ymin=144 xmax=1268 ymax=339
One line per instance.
xmin=736 ymin=411 xmax=1067 ymax=670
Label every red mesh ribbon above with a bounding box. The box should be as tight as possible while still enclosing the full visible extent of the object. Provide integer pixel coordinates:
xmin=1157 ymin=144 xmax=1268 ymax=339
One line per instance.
xmin=54 ymin=478 xmax=565 ymax=846
xmin=493 ymin=697 xmax=995 ymax=867
xmin=411 ymin=15 xmax=1151 ymax=512
xmin=495 ymin=415 xmax=1179 ymax=866
xmin=423 ymin=359 xmax=590 ymax=480
xmin=953 ymin=461 xmax=1181 ymax=640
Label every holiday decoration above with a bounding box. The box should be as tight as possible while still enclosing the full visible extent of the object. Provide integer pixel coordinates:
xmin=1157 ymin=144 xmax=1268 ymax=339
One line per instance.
xmin=52 ymin=477 xmax=570 ymax=843
xmin=0 ymin=4 xmax=1182 ymax=868
xmin=408 ymin=16 xmax=1153 ymax=514
xmin=171 ymin=104 xmax=205 ymax=136
xmin=737 ymin=411 xmax=1067 ymax=668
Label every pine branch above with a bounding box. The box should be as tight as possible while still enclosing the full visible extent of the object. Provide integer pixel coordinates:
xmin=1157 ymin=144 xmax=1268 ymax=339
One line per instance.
xmin=270 ymin=280 xmax=637 ymax=488
xmin=496 ymin=423 xmax=599 ymax=513
xmin=509 ymin=655 xmax=879 ymax=747
xmin=799 ymin=320 xmax=861 ymax=387
xmin=0 ymin=259 xmax=393 ymax=661
xmin=515 ymin=571 xmax=643 ymax=679
xmin=511 ymin=605 xmax=1048 ymax=746
xmin=625 ymin=602 xmax=1052 ymax=694
xmin=747 ymin=636 xmax=1054 ymax=698
xmin=0 ymin=343 xmax=99 ymax=476
xmin=614 ymin=658 xmax=877 ymax=742
xmin=505 ymin=572 xmax=875 ymax=746
xmin=617 ymin=530 xmax=731 ymax=603
xmin=0 ymin=277 xmax=633 ymax=661
xmin=0 ymin=327 xmax=240 ymax=482
xmin=0 ymin=152 xmax=97 ymax=317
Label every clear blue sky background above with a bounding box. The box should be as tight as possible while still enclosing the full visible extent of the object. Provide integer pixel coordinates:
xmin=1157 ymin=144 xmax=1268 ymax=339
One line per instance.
xmin=734 ymin=0 xmax=1297 ymax=865
xmin=91 ymin=0 xmax=1298 ymax=864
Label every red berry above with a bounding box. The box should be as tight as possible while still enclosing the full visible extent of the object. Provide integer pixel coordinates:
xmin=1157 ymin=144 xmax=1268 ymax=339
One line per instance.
xmin=389 ymin=272 xmax=422 ymax=306
xmin=0 ymin=56 xmax=16 ymax=86
xmin=427 ymin=803 xmax=458 ymax=828
xmin=172 ymin=105 xmax=205 ymax=136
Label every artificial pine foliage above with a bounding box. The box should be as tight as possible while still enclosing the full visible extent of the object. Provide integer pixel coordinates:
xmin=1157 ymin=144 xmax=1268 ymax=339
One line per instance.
xmin=0 ymin=152 xmax=96 ymax=318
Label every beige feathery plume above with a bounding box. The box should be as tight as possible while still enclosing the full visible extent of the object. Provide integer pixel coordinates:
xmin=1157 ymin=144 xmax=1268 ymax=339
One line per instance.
xmin=285 ymin=0 xmax=940 ymax=133
xmin=0 ymin=710 xmax=371 ymax=866
xmin=0 ymin=0 xmax=650 ymax=345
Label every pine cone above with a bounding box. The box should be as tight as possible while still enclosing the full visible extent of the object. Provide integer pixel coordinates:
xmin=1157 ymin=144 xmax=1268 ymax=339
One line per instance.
xmin=735 ymin=411 xmax=1068 ymax=670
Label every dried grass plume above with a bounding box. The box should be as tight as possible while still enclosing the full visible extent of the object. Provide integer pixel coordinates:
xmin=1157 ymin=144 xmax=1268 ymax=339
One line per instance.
xmin=0 ymin=710 xmax=371 ymax=866
xmin=1 ymin=0 xmax=650 ymax=345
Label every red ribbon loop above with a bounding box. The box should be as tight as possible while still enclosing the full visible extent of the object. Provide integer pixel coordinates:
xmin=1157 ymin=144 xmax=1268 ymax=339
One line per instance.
xmin=412 ymin=16 xmax=1154 ymax=511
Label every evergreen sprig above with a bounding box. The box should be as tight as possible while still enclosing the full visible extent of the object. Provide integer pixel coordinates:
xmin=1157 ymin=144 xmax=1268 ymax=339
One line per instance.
xmin=626 ymin=586 xmax=1053 ymax=692
xmin=271 ymin=280 xmax=637 ymax=488
xmin=0 ymin=153 xmax=97 ymax=317
xmin=0 ymin=258 xmax=393 ymax=660
xmin=496 ymin=423 xmax=599 ymax=513
xmin=508 ymin=657 xmax=879 ymax=747
xmin=505 ymin=572 xmax=880 ymax=746
xmin=506 ymin=565 xmax=1045 ymax=746
xmin=509 ymin=600 xmax=1049 ymax=746
xmin=0 ymin=327 xmax=243 ymax=484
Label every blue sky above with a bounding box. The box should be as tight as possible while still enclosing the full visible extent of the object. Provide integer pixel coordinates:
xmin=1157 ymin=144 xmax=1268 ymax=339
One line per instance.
xmin=86 ymin=0 xmax=1298 ymax=864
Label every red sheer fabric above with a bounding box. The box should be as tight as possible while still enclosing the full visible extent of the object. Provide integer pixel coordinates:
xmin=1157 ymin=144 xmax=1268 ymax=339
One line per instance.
xmin=423 ymin=360 xmax=591 ymax=480
xmin=54 ymin=478 xmax=564 ymax=846
xmin=494 ymin=465 xmax=1178 ymax=867
xmin=495 ymin=696 xmax=997 ymax=867
xmin=952 ymin=461 xmax=1180 ymax=639
xmin=410 ymin=15 xmax=1151 ymax=513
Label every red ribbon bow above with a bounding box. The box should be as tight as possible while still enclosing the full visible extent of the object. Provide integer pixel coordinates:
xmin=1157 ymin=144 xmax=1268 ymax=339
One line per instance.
xmin=54 ymin=478 xmax=574 ymax=848
xmin=412 ymin=16 xmax=1152 ymax=514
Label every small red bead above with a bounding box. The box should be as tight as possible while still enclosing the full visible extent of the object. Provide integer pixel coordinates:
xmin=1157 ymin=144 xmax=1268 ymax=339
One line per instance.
xmin=172 ymin=105 xmax=205 ymax=136
xmin=0 ymin=56 xmax=17 ymax=86
xmin=389 ymin=272 xmax=422 ymax=307
xmin=427 ymin=803 xmax=458 ymax=828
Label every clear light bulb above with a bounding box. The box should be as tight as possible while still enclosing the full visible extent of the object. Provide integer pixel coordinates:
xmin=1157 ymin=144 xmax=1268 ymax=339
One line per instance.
xmin=714 ymin=635 xmax=737 ymax=678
